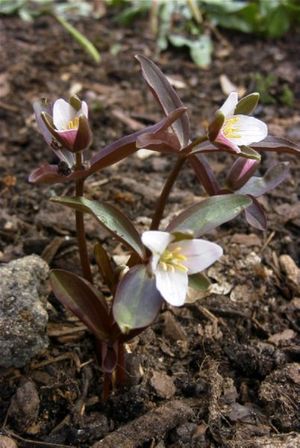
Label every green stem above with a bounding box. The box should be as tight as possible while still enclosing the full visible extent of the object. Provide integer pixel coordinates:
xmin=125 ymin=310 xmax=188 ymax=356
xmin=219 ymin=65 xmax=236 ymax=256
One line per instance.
xmin=75 ymin=152 xmax=93 ymax=283
xmin=150 ymin=157 xmax=186 ymax=230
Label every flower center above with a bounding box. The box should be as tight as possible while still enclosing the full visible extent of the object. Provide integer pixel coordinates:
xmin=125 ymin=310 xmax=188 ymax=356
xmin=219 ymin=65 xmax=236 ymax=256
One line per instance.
xmin=159 ymin=246 xmax=188 ymax=273
xmin=67 ymin=116 xmax=80 ymax=130
xmin=223 ymin=117 xmax=241 ymax=139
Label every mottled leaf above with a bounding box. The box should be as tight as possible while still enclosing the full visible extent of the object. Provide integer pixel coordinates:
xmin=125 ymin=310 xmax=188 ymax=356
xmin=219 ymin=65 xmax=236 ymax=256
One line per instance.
xmin=238 ymin=162 xmax=290 ymax=197
xmin=167 ymin=194 xmax=252 ymax=236
xmin=51 ymin=196 xmax=145 ymax=258
xmin=113 ymin=265 xmax=163 ymax=332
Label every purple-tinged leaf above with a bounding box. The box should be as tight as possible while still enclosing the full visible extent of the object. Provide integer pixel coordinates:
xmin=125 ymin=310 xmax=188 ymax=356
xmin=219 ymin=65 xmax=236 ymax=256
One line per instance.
xmin=28 ymin=164 xmax=88 ymax=184
xmin=244 ymin=197 xmax=267 ymax=230
xmin=167 ymin=194 xmax=252 ymax=236
xmin=226 ymin=158 xmax=259 ymax=191
xmin=136 ymin=55 xmax=190 ymax=147
xmin=189 ymin=154 xmax=221 ymax=195
xmin=88 ymin=108 xmax=187 ymax=173
xmin=51 ymin=196 xmax=145 ymax=259
xmin=50 ymin=269 xmax=111 ymax=342
xmin=189 ymin=272 xmax=211 ymax=291
xmin=252 ymin=135 xmax=300 ymax=155
xmin=136 ymin=130 xmax=181 ymax=153
xmin=113 ymin=265 xmax=163 ymax=332
xmin=94 ymin=242 xmax=115 ymax=293
xmin=238 ymin=162 xmax=290 ymax=197
xmin=235 ymin=93 xmax=259 ymax=115
xmin=190 ymin=140 xmax=237 ymax=155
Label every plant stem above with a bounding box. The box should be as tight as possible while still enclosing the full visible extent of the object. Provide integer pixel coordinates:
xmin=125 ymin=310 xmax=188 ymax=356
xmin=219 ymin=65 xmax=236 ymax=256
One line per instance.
xmin=150 ymin=156 xmax=186 ymax=230
xmin=75 ymin=152 xmax=93 ymax=283
xmin=115 ymin=342 xmax=126 ymax=386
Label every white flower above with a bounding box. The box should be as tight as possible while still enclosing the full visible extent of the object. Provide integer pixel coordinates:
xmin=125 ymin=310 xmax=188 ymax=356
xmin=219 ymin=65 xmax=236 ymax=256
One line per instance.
xmin=142 ymin=231 xmax=223 ymax=306
xmin=215 ymin=92 xmax=268 ymax=153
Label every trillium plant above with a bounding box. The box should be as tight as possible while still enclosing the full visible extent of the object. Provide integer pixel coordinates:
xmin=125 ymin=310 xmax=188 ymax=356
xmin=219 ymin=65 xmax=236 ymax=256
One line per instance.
xmin=30 ymin=55 xmax=299 ymax=398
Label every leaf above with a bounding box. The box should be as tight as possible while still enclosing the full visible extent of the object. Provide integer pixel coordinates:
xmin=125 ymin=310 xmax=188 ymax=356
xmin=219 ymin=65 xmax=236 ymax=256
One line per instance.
xmin=189 ymin=154 xmax=221 ymax=195
xmin=167 ymin=194 xmax=252 ymax=236
xmin=189 ymin=273 xmax=211 ymax=291
xmin=238 ymin=162 xmax=290 ymax=197
xmin=235 ymin=93 xmax=259 ymax=115
xmin=244 ymin=197 xmax=267 ymax=231
xmin=89 ymin=108 xmax=187 ymax=173
xmin=251 ymin=135 xmax=300 ymax=155
xmin=28 ymin=164 xmax=87 ymax=184
xmin=113 ymin=265 xmax=163 ymax=332
xmin=189 ymin=35 xmax=213 ymax=69
xmin=55 ymin=15 xmax=101 ymax=63
xmin=50 ymin=269 xmax=111 ymax=342
xmin=51 ymin=196 xmax=145 ymax=259
xmin=94 ymin=243 xmax=115 ymax=292
xmin=136 ymin=55 xmax=190 ymax=147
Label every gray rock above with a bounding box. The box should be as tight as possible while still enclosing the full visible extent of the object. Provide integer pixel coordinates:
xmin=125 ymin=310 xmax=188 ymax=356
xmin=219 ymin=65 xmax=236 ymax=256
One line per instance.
xmin=0 ymin=255 xmax=49 ymax=368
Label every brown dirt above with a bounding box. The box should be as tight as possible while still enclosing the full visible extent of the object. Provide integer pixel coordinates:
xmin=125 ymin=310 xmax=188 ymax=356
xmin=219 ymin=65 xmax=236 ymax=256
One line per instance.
xmin=0 ymin=11 xmax=299 ymax=448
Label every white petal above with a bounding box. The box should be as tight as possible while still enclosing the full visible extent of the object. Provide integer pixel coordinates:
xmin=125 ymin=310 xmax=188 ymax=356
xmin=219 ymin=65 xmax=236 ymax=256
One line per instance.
xmin=219 ymin=92 xmax=238 ymax=117
xmin=80 ymin=101 xmax=88 ymax=118
xmin=53 ymin=99 xmax=75 ymax=130
xmin=227 ymin=115 xmax=268 ymax=145
xmin=155 ymin=266 xmax=188 ymax=306
xmin=142 ymin=231 xmax=173 ymax=271
xmin=171 ymin=239 xmax=223 ymax=274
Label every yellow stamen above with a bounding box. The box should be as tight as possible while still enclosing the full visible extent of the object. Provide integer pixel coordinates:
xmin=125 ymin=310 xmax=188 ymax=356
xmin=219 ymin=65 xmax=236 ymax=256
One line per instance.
xmin=159 ymin=246 xmax=188 ymax=273
xmin=67 ymin=116 xmax=79 ymax=130
xmin=223 ymin=117 xmax=241 ymax=139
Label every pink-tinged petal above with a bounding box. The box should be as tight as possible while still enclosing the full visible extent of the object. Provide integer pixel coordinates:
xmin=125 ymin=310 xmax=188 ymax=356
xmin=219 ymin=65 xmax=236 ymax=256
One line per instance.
xmin=219 ymin=92 xmax=238 ymax=117
xmin=142 ymin=231 xmax=173 ymax=271
xmin=224 ymin=115 xmax=268 ymax=146
xmin=215 ymin=131 xmax=241 ymax=153
xmin=155 ymin=267 xmax=188 ymax=306
xmin=53 ymin=98 xmax=75 ymax=130
xmin=226 ymin=158 xmax=259 ymax=190
xmin=170 ymin=239 xmax=223 ymax=274
xmin=56 ymin=129 xmax=78 ymax=150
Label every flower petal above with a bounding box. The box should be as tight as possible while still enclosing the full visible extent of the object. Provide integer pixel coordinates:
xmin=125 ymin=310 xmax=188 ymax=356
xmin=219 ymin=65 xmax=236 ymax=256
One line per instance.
xmin=56 ymin=129 xmax=78 ymax=150
xmin=225 ymin=115 xmax=268 ymax=146
xmin=219 ymin=92 xmax=238 ymax=117
xmin=53 ymin=99 xmax=75 ymax=130
xmin=171 ymin=239 xmax=223 ymax=274
xmin=215 ymin=132 xmax=241 ymax=153
xmin=81 ymin=101 xmax=88 ymax=118
xmin=155 ymin=266 xmax=188 ymax=306
xmin=142 ymin=231 xmax=173 ymax=271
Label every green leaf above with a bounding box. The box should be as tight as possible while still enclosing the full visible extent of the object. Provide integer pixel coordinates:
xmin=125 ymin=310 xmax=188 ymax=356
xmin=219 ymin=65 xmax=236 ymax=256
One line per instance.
xmin=55 ymin=14 xmax=101 ymax=63
xmin=50 ymin=269 xmax=111 ymax=342
xmin=235 ymin=93 xmax=259 ymax=115
xmin=237 ymin=162 xmax=290 ymax=197
xmin=51 ymin=196 xmax=145 ymax=259
xmin=189 ymin=273 xmax=211 ymax=291
xmin=113 ymin=265 xmax=163 ymax=332
xmin=167 ymin=194 xmax=252 ymax=236
xmin=189 ymin=35 xmax=213 ymax=68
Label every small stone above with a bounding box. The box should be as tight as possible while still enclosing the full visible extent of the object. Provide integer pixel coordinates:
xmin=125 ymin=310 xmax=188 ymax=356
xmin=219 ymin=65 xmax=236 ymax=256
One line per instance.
xmin=279 ymin=254 xmax=300 ymax=294
xmin=0 ymin=255 xmax=49 ymax=368
xmin=150 ymin=371 xmax=176 ymax=399
xmin=231 ymin=233 xmax=261 ymax=247
xmin=268 ymin=329 xmax=297 ymax=346
xmin=9 ymin=380 xmax=40 ymax=432
xmin=0 ymin=436 xmax=18 ymax=448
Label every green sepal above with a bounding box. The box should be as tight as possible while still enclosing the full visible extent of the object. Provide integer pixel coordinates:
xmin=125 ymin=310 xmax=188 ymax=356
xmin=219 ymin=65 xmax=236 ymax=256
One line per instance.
xmin=235 ymin=93 xmax=259 ymax=115
xmin=189 ymin=273 xmax=211 ymax=291
xmin=208 ymin=111 xmax=225 ymax=141
xmin=239 ymin=146 xmax=261 ymax=161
